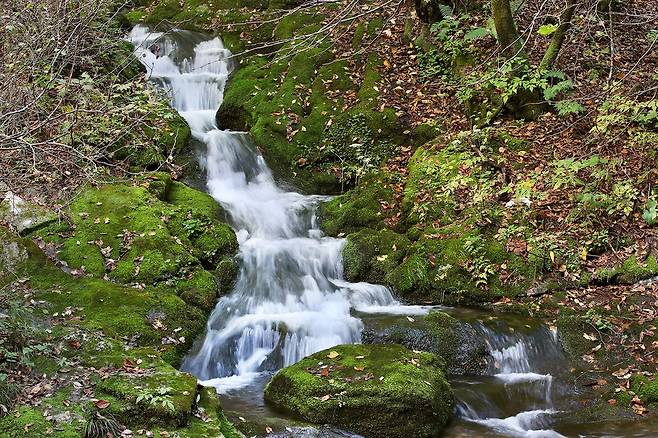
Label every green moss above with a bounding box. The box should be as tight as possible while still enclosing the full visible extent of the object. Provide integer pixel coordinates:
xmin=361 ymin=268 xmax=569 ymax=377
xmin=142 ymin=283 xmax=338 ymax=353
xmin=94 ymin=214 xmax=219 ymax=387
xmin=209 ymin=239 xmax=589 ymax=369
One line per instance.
xmin=0 ymin=228 xmax=240 ymax=435
xmin=274 ymin=11 xmax=323 ymax=40
xmin=264 ymin=344 xmax=453 ymax=437
xmin=0 ymin=386 xmax=84 ymax=437
xmin=556 ymin=311 xmax=607 ymax=366
xmin=144 ymin=0 xmax=182 ymax=24
xmin=215 ymin=256 xmax=239 ymax=293
xmin=596 ymin=255 xmax=658 ymax=285
xmin=631 ymin=373 xmax=658 ymax=404
xmin=342 ymin=228 xmax=410 ymax=283
xmin=95 ymin=365 xmax=197 ymax=426
xmin=124 ymin=9 xmax=146 ymax=25
xmin=166 ymin=181 xmax=222 ymax=219
xmin=319 ymin=173 xmax=396 ymax=236
xmin=423 ymin=311 xmax=460 ymax=367
xmin=39 ymin=182 xmax=236 ymax=285
xmin=175 ymin=268 xmax=218 ymax=310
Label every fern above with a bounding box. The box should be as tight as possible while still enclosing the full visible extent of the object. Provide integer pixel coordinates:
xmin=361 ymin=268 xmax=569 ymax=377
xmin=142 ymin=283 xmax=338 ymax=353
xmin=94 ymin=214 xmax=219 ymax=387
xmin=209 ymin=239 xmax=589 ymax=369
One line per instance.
xmin=464 ymin=27 xmax=492 ymax=42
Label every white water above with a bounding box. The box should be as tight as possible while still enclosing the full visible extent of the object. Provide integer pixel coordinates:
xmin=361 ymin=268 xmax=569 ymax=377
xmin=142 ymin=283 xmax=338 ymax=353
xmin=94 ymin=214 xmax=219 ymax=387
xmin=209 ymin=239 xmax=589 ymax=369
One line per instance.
xmin=457 ymin=325 xmax=566 ymax=438
xmin=128 ymin=26 xmax=429 ymax=393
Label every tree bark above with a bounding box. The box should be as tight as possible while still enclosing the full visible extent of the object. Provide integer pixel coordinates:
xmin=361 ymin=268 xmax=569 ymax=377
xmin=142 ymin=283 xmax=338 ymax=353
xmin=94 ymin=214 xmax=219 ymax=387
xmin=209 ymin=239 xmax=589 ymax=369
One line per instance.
xmin=539 ymin=0 xmax=577 ymax=70
xmin=492 ymin=0 xmax=524 ymax=58
xmin=415 ymin=0 xmax=444 ymax=24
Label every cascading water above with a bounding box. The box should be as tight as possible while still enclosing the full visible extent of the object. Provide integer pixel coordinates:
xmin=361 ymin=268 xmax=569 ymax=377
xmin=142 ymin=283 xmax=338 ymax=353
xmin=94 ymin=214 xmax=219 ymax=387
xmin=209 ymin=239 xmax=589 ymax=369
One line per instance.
xmin=127 ymin=26 xmax=655 ymax=438
xmin=449 ymin=319 xmax=569 ymax=438
xmin=127 ymin=26 xmax=429 ymax=395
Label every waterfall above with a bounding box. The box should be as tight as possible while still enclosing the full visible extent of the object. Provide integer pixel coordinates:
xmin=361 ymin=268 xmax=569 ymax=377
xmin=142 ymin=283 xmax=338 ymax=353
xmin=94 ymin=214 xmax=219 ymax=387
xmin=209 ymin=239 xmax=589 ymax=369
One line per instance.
xmin=127 ymin=26 xmax=430 ymax=394
xmin=454 ymin=322 xmax=568 ymax=437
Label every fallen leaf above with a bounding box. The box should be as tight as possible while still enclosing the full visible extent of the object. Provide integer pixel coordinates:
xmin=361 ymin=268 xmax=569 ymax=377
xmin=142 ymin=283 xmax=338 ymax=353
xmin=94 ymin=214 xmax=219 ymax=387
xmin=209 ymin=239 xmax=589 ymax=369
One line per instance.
xmin=94 ymin=400 xmax=110 ymax=410
xmin=327 ymin=351 xmax=340 ymax=359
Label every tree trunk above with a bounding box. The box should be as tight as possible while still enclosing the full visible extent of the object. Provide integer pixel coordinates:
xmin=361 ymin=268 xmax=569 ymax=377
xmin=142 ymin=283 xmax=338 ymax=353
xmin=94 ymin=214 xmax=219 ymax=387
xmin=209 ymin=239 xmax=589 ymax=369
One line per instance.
xmin=491 ymin=0 xmax=524 ymax=58
xmin=539 ymin=0 xmax=576 ymax=70
xmin=415 ymin=0 xmax=444 ymax=24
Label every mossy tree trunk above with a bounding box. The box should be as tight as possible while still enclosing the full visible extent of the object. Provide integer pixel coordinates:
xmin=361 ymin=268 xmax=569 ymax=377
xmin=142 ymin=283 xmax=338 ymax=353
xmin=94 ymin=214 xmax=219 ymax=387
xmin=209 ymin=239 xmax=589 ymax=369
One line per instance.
xmin=491 ymin=0 xmax=524 ymax=59
xmin=539 ymin=0 xmax=577 ymax=70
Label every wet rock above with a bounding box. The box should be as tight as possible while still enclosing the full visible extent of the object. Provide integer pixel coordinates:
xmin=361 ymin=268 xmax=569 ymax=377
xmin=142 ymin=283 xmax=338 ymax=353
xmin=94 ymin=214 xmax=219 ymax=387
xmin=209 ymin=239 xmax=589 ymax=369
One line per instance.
xmin=264 ymin=344 xmax=453 ymax=438
xmin=0 ymin=192 xmax=58 ymax=235
xmin=362 ymin=311 xmax=488 ymax=375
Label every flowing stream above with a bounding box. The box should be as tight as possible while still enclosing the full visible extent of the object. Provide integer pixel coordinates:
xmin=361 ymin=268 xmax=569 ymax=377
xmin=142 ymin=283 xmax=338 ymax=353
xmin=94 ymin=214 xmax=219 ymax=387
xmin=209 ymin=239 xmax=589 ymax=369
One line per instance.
xmin=128 ymin=26 xmax=658 ymax=438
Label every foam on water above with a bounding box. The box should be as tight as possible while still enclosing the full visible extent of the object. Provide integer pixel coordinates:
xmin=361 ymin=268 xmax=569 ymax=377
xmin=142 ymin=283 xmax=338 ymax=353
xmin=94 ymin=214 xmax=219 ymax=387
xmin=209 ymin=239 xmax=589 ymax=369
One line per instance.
xmin=128 ymin=25 xmax=428 ymax=394
xmin=455 ymin=323 xmax=566 ymax=436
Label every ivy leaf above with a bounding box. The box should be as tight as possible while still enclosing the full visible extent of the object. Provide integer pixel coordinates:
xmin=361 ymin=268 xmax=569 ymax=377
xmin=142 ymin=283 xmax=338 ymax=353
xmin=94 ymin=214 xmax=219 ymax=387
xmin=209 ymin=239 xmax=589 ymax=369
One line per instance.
xmin=538 ymin=24 xmax=558 ymax=36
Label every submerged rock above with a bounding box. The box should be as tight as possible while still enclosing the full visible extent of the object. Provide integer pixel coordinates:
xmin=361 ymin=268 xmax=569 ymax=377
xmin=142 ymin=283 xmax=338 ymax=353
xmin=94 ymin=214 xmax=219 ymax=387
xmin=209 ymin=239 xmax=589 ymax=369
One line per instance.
xmin=264 ymin=344 xmax=453 ymax=438
xmin=362 ymin=311 xmax=488 ymax=375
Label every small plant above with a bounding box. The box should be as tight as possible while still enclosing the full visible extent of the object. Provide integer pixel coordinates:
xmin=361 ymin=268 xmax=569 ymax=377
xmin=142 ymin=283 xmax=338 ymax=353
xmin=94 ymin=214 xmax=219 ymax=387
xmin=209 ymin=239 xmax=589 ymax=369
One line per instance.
xmin=136 ymin=386 xmax=176 ymax=413
xmin=582 ymin=309 xmax=614 ymax=331
xmin=463 ymin=236 xmax=496 ymax=287
xmin=84 ymin=412 xmax=122 ymax=438
xmin=182 ymin=216 xmax=207 ymax=238
xmin=643 ymin=198 xmax=658 ymax=226
xmin=0 ymin=381 xmax=20 ymax=418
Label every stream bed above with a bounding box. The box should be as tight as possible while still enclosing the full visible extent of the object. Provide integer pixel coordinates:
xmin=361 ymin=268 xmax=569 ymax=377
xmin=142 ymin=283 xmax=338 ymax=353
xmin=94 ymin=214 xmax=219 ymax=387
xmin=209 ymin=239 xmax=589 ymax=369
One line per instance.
xmin=127 ymin=26 xmax=658 ymax=438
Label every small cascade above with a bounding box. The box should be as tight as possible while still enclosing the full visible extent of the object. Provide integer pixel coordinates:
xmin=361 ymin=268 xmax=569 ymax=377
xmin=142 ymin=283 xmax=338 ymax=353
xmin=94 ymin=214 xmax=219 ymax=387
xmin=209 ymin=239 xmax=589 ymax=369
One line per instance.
xmin=453 ymin=321 xmax=568 ymax=437
xmin=127 ymin=25 xmax=429 ymax=394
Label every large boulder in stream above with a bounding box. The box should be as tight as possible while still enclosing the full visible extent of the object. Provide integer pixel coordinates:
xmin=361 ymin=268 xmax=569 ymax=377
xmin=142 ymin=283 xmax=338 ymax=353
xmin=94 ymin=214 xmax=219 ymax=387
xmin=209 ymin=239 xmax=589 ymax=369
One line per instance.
xmin=264 ymin=344 xmax=453 ymax=438
xmin=363 ymin=311 xmax=489 ymax=375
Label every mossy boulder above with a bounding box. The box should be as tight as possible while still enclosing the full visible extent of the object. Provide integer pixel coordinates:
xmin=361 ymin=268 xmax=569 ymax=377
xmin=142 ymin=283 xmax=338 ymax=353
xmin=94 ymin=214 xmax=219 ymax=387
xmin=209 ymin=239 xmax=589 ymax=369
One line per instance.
xmin=0 ymin=227 xmax=29 ymax=275
xmin=556 ymin=311 xmax=611 ymax=367
xmin=0 ymin=227 xmax=242 ymax=436
xmin=264 ymin=344 xmax=453 ymax=437
xmin=35 ymin=181 xmax=237 ymax=288
xmin=319 ymin=173 xmax=397 ymax=236
xmin=94 ymin=364 xmax=198 ymax=426
xmin=342 ymin=228 xmax=411 ymax=284
xmin=215 ymin=22 xmax=408 ymax=193
xmin=363 ymin=311 xmax=487 ymax=375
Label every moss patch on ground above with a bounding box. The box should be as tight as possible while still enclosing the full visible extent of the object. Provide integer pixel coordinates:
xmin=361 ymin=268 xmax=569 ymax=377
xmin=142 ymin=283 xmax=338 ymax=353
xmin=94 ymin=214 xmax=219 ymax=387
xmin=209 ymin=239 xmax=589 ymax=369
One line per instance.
xmin=264 ymin=344 xmax=453 ymax=438
xmin=0 ymin=226 xmax=241 ymax=437
xmin=33 ymin=176 xmax=238 ymax=307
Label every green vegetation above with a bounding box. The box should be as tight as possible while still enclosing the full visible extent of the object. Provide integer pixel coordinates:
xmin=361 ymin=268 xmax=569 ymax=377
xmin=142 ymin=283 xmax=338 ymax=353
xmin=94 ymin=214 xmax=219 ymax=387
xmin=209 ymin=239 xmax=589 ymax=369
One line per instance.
xmin=0 ymin=226 xmax=241 ymax=436
xmin=264 ymin=344 xmax=453 ymax=437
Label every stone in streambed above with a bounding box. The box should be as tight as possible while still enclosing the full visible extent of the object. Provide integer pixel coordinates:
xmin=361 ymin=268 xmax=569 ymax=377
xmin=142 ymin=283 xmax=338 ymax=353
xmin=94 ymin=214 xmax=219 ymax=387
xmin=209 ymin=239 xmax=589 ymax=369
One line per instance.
xmin=264 ymin=344 xmax=453 ymax=438
xmin=362 ymin=310 xmax=488 ymax=376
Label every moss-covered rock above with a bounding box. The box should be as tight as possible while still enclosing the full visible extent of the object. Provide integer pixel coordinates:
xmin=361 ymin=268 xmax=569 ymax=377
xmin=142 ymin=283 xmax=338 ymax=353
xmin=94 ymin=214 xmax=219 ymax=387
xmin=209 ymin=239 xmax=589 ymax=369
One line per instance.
xmin=35 ymin=182 xmax=237 ymax=287
xmin=556 ymin=311 xmax=610 ymax=367
xmin=319 ymin=173 xmax=397 ymax=236
xmin=264 ymin=344 xmax=453 ymax=437
xmin=0 ymin=227 xmax=242 ymax=437
xmin=363 ymin=311 xmax=488 ymax=375
xmin=595 ymin=255 xmax=658 ymax=285
xmin=342 ymin=228 xmax=410 ymax=284
xmin=423 ymin=311 xmax=488 ymax=374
